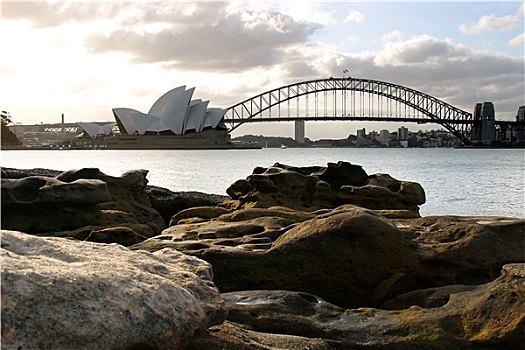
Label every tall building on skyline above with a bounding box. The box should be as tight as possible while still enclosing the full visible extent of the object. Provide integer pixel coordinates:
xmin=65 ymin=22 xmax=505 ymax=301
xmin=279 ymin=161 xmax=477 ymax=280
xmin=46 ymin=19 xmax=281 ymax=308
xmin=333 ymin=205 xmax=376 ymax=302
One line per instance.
xmin=515 ymin=106 xmax=525 ymax=143
xmin=398 ymin=126 xmax=409 ymax=141
xmin=379 ymin=129 xmax=390 ymax=146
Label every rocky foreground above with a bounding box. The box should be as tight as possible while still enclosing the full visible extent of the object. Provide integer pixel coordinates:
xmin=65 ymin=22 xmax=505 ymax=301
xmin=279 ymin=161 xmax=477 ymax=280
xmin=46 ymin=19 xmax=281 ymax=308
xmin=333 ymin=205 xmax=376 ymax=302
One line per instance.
xmin=1 ymin=162 xmax=524 ymax=349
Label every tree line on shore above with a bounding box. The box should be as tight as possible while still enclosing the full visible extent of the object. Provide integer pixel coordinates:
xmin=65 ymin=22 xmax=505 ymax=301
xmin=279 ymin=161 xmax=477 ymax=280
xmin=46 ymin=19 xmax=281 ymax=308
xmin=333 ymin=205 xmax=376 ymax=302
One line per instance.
xmin=1 ymin=111 xmax=21 ymax=146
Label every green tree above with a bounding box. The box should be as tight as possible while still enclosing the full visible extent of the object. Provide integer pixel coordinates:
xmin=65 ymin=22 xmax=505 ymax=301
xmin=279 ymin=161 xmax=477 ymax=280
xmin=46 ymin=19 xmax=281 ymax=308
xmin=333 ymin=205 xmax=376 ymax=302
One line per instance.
xmin=1 ymin=111 xmax=22 ymax=146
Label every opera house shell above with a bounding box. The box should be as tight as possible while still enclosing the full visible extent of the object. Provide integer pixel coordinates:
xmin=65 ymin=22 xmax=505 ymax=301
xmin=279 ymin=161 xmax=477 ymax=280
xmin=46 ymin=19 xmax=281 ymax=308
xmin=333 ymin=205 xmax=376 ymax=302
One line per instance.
xmin=105 ymin=86 xmax=254 ymax=149
xmin=77 ymin=122 xmax=116 ymax=139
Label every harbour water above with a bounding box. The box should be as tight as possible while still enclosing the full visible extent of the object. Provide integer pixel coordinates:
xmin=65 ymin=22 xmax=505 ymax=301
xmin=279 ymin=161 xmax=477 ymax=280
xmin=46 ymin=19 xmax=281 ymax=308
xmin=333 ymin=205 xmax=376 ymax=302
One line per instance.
xmin=2 ymin=148 xmax=523 ymax=218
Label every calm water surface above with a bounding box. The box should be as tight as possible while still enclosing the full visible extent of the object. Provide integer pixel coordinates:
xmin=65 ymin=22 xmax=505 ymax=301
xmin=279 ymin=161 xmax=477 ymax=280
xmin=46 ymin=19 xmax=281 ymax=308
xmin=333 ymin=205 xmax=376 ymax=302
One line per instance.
xmin=2 ymin=148 xmax=523 ymax=218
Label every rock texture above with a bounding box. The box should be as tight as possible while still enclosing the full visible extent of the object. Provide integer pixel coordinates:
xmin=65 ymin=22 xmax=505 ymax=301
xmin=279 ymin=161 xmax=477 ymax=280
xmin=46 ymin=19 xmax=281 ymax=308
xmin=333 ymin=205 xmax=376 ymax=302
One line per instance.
xmin=1 ymin=230 xmax=227 ymax=350
xmin=223 ymin=161 xmax=426 ymax=218
xmin=133 ymin=206 xmax=525 ymax=310
xmin=1 ymin=168 xmax=229 ymax=230
xmin=1 ymin=168 xmax=166 ymax=242
xmin=397 ymin=215 xmax=525 ymax=286
xmin=2 ymin=164 xmax=523 ymax=349
xmin=147 ymin=186 xmax=228 ymax=225
xmin=184 ymin=264 xmax=524 ymax=349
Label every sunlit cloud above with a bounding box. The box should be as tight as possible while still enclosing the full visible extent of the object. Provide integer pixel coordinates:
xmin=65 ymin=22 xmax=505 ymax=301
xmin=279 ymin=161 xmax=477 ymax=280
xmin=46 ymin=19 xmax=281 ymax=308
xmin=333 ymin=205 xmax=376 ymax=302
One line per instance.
xmin=343 ymin=10 xmax=365 ymax=24
xmin=382 ymin=30 xmax=404 ymax=42
xmin=508 ymin=32 xmax=524 ymax=47
xmin=459 ymin=5 xmax=522 ymax=34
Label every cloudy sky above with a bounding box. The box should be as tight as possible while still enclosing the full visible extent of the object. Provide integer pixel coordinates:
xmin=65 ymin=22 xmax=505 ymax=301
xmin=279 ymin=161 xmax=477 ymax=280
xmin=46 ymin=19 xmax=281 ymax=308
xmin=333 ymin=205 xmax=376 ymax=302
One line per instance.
xmin=2 ymin=1 xmax=524 ymax=140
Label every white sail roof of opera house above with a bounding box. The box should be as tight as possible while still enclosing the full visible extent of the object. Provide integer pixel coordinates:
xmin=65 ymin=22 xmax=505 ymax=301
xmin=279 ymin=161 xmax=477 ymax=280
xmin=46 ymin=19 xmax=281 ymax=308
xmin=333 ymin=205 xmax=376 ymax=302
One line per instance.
xmin=112 ymin=86 xmax=227 ymax=136
xmin=77 ymin=122 xmax=116 ymax=138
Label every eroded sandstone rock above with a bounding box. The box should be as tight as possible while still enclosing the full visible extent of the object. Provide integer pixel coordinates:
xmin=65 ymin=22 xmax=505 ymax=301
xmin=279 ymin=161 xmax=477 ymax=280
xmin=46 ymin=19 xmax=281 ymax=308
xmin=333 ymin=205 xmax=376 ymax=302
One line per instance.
xmin=396 ymin=215 xmax=525 ymax=286
xmin=133 ymin=206 xmax=525 ymax=309
xmin=207 ymin=264 xmax=524 ymax=349
xmin=146 ymin=186 xmax=228 ymax=225
xmin=1 ymin=230 xmax=227 ymax=350
xmin=134 ymin=205 xmax=422 ymax=307
xmin=1 ymin=168 xmax=166 ymax=238
xmin=182 ymin=320 xmax=342 ymax=350
xmin=223 ymin=161 xmax=425 ymax=218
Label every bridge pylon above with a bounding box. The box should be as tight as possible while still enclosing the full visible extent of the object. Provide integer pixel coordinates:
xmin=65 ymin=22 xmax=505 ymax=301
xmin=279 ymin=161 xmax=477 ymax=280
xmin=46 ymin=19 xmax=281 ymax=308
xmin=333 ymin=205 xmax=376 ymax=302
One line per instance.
xmin=295 ymin=120 xmax=305 ymax=143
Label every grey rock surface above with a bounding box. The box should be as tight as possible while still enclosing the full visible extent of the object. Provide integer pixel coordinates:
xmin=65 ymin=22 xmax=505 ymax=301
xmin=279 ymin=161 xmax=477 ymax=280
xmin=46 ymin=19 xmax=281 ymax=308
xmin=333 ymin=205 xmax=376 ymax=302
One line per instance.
xmin=1 ymin=230 xmax=227 ymax=350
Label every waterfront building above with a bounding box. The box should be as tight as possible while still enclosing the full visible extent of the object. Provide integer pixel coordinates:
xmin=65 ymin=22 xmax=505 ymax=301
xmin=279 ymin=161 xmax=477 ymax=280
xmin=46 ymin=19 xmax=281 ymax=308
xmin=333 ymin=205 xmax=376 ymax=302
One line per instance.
xmin=515 ymin=106 xmax=525 ymax=143
xmin=379 ymin=129 xmax=390 ymax=146
xmin=107 ymin=86 xmax=259 ymax=149
xmin=8 ymin=121 xmax=119 ymax=148
xmin=398 ymin=126 xmax=409 ymax=141
xmin=112 ymin=86 xmax=225 ymax=137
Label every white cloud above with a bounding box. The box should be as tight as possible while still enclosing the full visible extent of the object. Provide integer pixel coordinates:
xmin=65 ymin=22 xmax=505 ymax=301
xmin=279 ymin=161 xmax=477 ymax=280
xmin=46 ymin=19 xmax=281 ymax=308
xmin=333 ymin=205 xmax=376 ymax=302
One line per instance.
xmin=374 ymin=35 xmax=467 ymax=67
xmin=343 ymin=10 xmax=365 ymax=24
xmin=508 ymin=33 xmax=524 ymax=47
xmin=275 ymin=0 xmax=335 ymax=26
xmin=346 ymin=36 xmax=361 ymax=44
xmin=82 ymin=2 xmax=322 ymax=72
xmin=459 ymin=5 xmax=522 ymax=34
xmin=382 ymin=30 xmax=404 ymax=42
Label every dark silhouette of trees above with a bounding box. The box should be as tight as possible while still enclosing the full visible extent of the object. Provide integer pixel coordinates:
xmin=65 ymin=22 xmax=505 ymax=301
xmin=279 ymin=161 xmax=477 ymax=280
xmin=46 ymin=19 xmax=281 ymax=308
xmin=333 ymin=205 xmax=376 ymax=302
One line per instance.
xmin=1 ymin=111 xmax=21 ymax=146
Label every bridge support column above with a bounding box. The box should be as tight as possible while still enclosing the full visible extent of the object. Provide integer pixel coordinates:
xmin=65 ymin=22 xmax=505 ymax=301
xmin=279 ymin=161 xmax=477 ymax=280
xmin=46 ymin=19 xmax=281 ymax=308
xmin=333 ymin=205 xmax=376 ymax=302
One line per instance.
xmin=471 ymin=102 xmax=495 ymax=145
xmin=295 ymin=120 xmax=305 ymax=143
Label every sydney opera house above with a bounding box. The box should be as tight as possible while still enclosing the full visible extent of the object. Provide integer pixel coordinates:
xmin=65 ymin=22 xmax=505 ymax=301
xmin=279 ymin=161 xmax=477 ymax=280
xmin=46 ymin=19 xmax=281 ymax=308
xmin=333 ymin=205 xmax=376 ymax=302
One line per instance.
xmin=105 ymin=86 xmax=256 ymax=149
xmin=6 ymin=86 xmax=258 ymax=149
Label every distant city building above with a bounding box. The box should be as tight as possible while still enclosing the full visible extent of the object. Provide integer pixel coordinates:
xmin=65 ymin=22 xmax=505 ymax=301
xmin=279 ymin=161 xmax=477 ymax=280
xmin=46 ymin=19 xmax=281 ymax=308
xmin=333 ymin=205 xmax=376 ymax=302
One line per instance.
xmin=515 ymin=106 xmax=525 ymax=143
xmin=8 ymin=122 xmax=83 ymax=147
xmin=398 ymin=126 xmax=408 ymax=141
xmin=517 ymin=106 xmax=525 ymax=122
xmin=379 ymin=129 xmax=390 ymax=146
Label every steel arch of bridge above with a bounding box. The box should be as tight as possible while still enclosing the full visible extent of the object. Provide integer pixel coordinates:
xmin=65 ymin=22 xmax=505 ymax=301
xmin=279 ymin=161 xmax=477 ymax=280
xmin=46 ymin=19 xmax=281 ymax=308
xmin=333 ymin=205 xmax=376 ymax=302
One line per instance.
xmin=224 ymin=77 xmax=473 ymax=145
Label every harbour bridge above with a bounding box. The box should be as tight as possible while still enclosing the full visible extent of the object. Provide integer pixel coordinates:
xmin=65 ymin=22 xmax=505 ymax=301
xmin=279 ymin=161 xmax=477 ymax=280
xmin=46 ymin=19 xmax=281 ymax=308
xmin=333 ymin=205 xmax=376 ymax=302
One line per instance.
xmin=223 ymin=77 xmax=524 ymax=146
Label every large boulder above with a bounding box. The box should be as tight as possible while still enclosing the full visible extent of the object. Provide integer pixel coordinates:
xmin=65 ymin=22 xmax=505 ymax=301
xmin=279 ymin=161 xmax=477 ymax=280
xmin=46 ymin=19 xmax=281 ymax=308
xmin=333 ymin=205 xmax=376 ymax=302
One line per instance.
xmin=134 ymin=205 xmax=421 ymax=307
xmin=223 ymin=161 xmax=425 ymax=218
xmin=1 ymin=168 xmax=166 ymax=238
xmin=1 ymin=230 xmax=227 ymax=350
xmin=133 ymin=206 xmax=525 ymax=309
